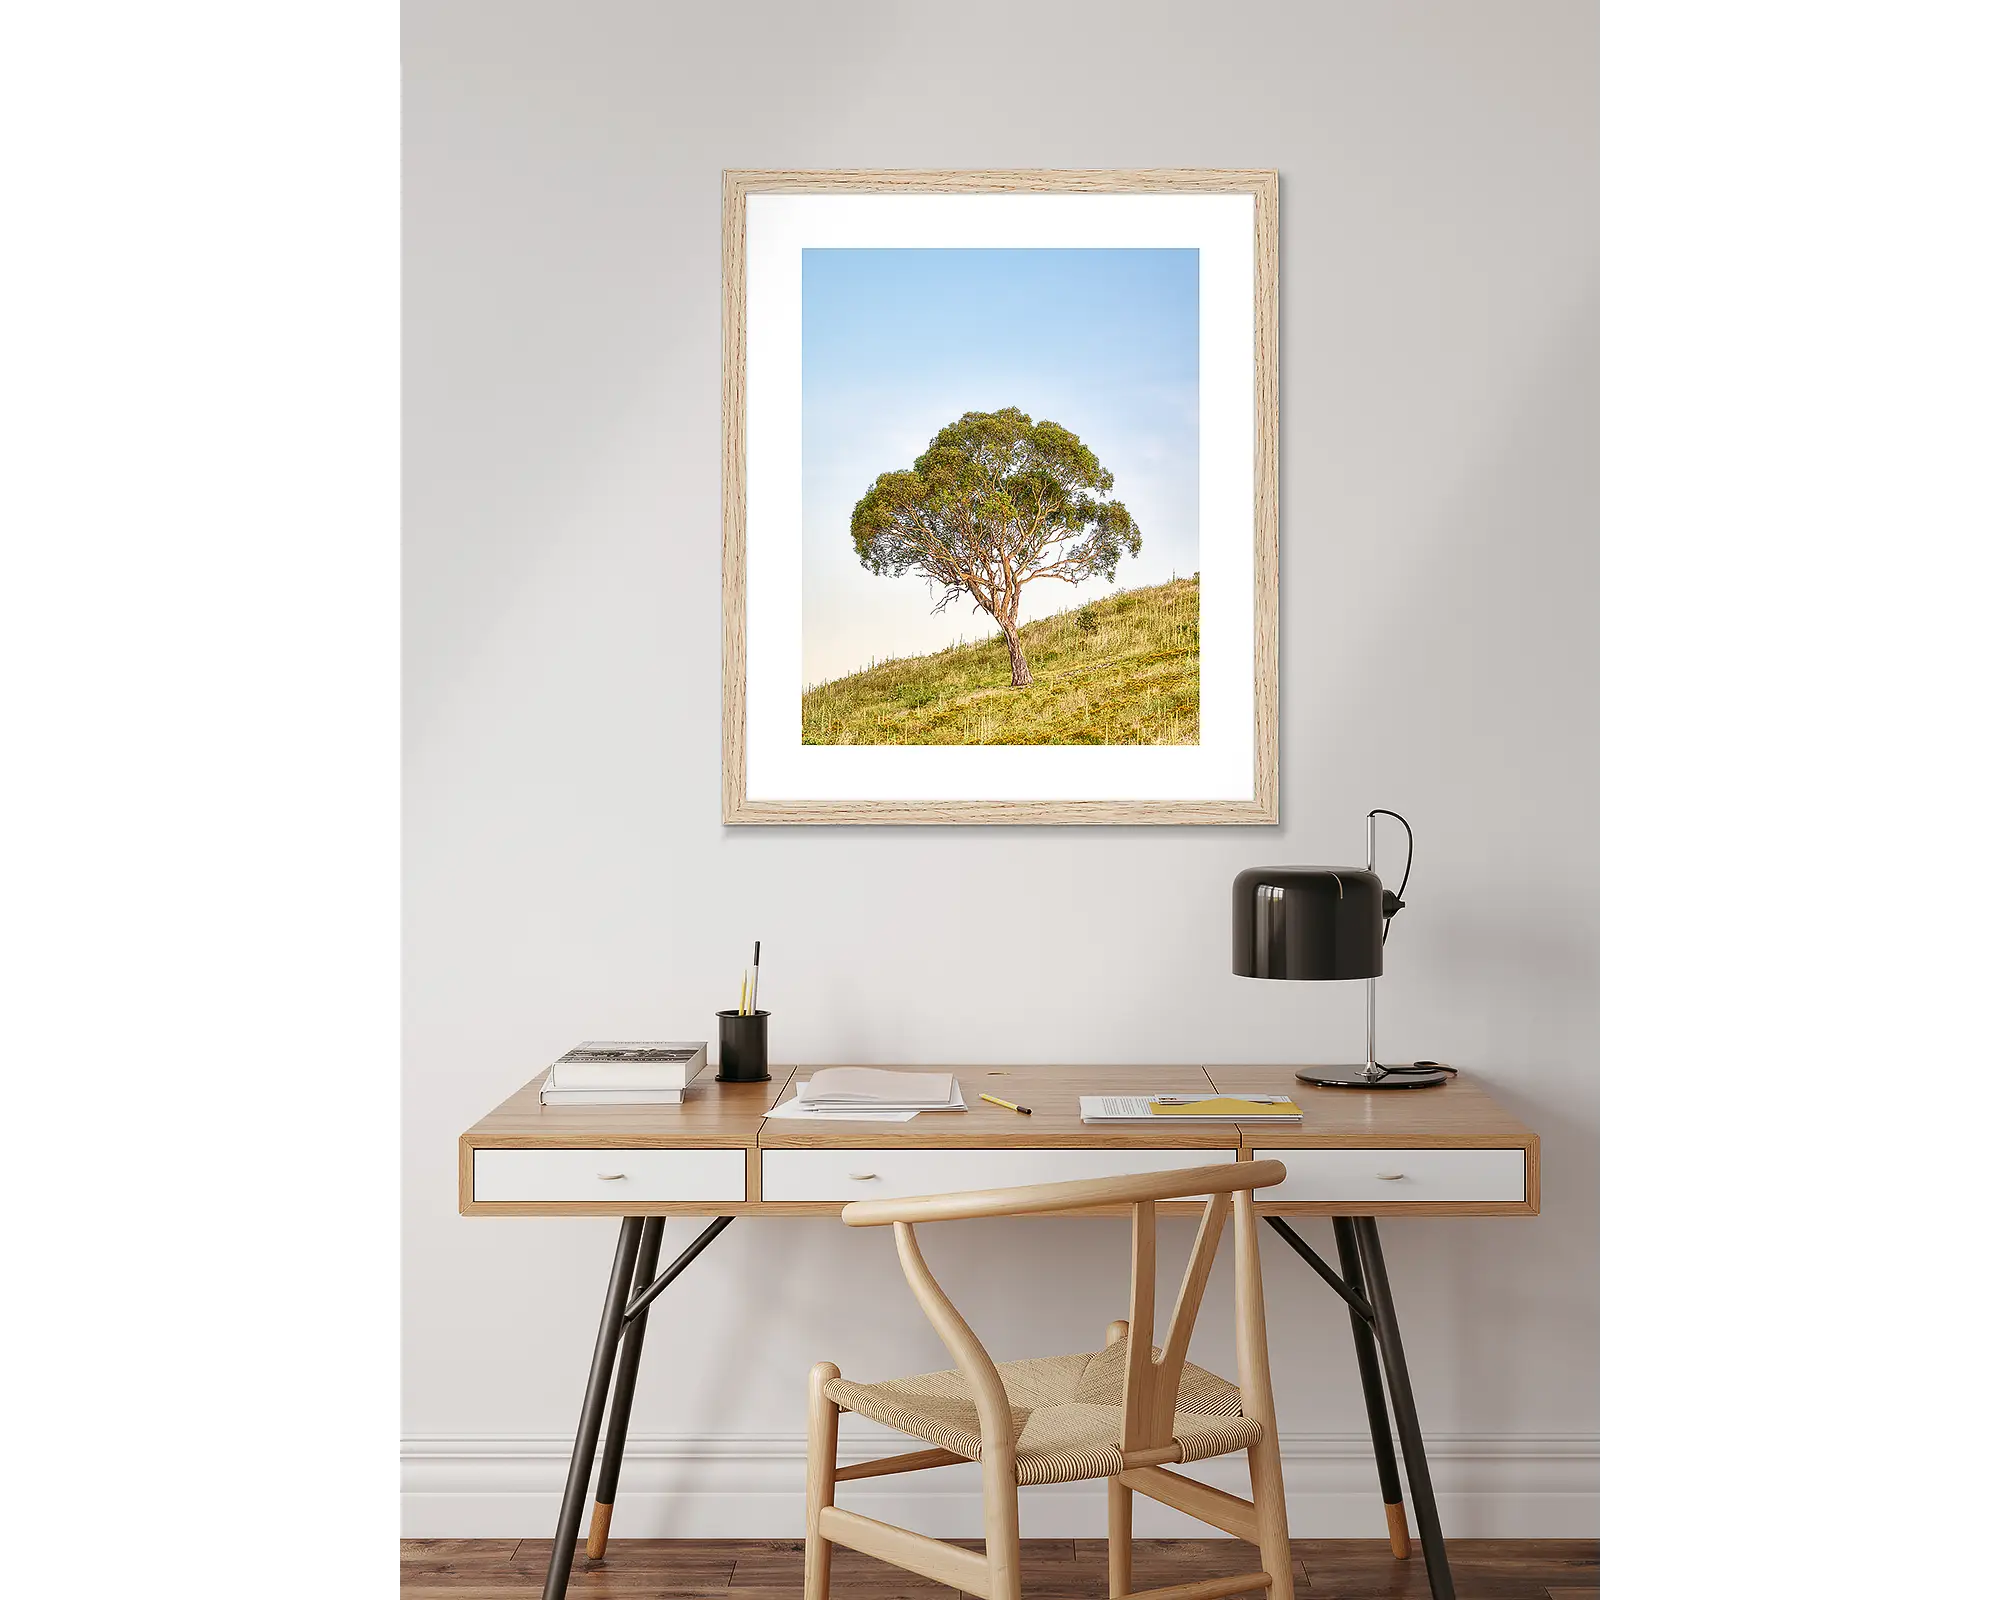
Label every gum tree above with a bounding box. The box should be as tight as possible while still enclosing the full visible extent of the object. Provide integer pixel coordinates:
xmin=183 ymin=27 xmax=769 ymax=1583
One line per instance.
xmin=850 ymin=407 xmax=1142 ymax=687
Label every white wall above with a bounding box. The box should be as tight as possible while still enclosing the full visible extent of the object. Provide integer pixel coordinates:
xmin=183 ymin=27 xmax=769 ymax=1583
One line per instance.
xmin=403 ymin=0 xmax=1597 ymax=1536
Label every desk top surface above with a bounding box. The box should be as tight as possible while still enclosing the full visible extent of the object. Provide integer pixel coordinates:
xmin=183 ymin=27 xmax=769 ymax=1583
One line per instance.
xmin=461 ymin=1063 xmax=1537 ymax=1152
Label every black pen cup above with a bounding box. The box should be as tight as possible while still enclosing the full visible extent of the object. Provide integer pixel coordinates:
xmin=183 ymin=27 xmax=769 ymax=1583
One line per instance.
xmin=715 ymin=1009 xmax=770 ymax=1083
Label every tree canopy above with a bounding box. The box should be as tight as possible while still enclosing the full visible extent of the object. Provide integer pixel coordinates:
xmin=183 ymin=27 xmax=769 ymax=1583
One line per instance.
xmin=849 ymin=408 xmax=1141 ymax=685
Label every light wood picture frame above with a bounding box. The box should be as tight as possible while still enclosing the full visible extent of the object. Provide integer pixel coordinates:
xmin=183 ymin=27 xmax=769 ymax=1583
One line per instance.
xmin=723 ymin=169 xmax=1278 ymax=824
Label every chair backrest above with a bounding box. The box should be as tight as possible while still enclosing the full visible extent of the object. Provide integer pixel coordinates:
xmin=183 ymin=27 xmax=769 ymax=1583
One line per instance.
xmin=841 ymin=1159 xmax=1286 ymax=1465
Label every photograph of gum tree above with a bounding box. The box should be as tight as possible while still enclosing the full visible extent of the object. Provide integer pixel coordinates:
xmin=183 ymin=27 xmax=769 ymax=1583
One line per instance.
xmin=801 ymin=248 xmax=1199 ymax=746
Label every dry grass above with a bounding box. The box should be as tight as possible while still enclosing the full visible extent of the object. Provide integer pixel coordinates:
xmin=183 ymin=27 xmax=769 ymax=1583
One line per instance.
xmin=802 ymin=576 xmax=1199 ymax=745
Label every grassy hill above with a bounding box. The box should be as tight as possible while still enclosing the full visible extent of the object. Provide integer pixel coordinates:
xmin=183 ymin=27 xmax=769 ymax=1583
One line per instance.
xmin=803 ymin=576 xmax=1199 ymax=746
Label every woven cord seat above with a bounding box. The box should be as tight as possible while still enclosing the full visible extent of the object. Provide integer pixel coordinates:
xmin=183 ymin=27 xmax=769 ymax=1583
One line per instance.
xmin=823 ymin=1336 xmax=1262 ymax=1486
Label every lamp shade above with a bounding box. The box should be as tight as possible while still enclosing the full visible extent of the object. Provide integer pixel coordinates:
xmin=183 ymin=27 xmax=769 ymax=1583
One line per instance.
xmin=1231 ymin=867 xmax=1385 ymax=980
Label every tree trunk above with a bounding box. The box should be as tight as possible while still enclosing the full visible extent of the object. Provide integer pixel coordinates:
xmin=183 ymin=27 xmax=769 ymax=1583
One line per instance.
xmin=999 ymin=618 xmax=1033 ymax=686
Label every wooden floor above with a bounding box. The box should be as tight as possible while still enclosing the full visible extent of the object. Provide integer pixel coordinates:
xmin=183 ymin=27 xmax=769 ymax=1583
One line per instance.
xmin=402 ymin=1537 xmax=1599 ymax=1600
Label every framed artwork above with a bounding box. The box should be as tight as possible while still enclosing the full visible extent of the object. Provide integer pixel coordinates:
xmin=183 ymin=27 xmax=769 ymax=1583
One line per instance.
xmin=722 ymin=169 xmax=1277 ymax=824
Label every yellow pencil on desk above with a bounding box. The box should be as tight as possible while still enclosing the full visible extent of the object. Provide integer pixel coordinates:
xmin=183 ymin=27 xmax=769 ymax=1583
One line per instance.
xmin=979 ymin=1093 xmax=1031 ymax=1115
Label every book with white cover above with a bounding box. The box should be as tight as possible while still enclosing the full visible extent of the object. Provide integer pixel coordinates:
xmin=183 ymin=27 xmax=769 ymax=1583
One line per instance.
xmin=546 ymin=1041 xmax=707 ymax=1092
xmin=540 ymin=1064 xmax=707 ymax=1106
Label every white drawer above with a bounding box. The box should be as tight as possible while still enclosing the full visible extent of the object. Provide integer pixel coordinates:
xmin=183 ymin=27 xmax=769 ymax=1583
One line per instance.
xmin=760 ymin=1146 xmax=1228 ymax=1205
xmin=472 ymin=1147 xmax=745 ymax=1203
xmin=1252 ymin=1147 xmax=1525 ymax=1204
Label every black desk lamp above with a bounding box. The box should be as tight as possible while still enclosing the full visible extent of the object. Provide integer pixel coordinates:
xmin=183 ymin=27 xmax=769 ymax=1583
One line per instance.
xmin=1231 ymin=809 xmax=1451 ymax=1089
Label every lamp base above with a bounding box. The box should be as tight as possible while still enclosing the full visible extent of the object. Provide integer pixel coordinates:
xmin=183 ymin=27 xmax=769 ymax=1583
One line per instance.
xmin=1295 ymin=1062 xmax=1453 ymax=1090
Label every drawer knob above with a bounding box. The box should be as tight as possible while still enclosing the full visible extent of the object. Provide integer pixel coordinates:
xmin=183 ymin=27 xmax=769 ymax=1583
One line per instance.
xmin=848 ymin=1171 xmax=880 ymax=1181
xmin=1375 ymin=1171 xmax=1406 ymax=1181
xmin=596 ymin=1172 xmax=627 ymax=1181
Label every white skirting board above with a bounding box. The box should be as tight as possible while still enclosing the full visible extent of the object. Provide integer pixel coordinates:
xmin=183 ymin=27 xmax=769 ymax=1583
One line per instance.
xmin=402 ymin=1428 xmax=1597 ymax=1538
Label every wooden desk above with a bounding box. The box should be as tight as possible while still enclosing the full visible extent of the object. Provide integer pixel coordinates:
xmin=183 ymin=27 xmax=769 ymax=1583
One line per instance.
xmin=459 ymin=1065 xmax=1540 ymax=1600
xmin=461 ymin=1064 xmax=1538 ymax=1218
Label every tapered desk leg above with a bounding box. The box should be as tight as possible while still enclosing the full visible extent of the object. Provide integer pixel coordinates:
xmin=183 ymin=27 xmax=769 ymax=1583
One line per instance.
xmin=1353 ymin=1218 xmax=1455 ymax=1600
xmin=542 ymin=1218 xmax=645 ymax=1600
xmin=1331 ymin=1217 xmax=1409 ymax=1558
xmin=586 ymin=1217 xmax=665 ymax=1559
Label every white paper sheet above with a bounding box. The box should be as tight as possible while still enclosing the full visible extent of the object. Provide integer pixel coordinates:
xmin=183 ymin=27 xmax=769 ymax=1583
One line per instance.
xmin=765 ymin=1095 xmax=920 ymax=1124
xmin=794 ymin=1067 xmax=956 ymax=1105
xmin=789 ymin=1075 xmax=968 ymax=1114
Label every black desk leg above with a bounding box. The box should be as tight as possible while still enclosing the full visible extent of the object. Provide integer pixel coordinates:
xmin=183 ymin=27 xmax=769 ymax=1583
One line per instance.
xmin=586 ymin=1217 xmax=665 ymax=1560
xmin=1331 ymin=1217 xmax=1410 ymax=1559
xmin=1353 ymin=1217 xmax=1456 ymax=1600
xmin=542 ymin=1217 xmax=645 ymax=1600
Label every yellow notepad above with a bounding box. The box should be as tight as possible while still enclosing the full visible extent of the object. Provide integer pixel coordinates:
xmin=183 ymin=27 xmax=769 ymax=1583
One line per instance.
xmin=1148 ymin=1096 xmax=1302 ymax=1119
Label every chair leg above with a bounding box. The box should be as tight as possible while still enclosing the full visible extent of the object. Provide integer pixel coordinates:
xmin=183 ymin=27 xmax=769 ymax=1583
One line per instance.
xmin=806 ymin=1363 xmax=840 ymax=1600
xmin=1244 ymin=1430 xmax=1295 ymax=1600
xmin=1104 ymin=1320 xmax=1132 ymax=1597
xmin=981 ymin=1462 xmax=1024 ymax=1600
xmin=1233 ymin=1194 xmax=1295 ymax=1600
xmin=978 ymin=1428 xmax=1025 ymax=1600
xmin=1107 ymin=1479 xmax=1132 ymax=1597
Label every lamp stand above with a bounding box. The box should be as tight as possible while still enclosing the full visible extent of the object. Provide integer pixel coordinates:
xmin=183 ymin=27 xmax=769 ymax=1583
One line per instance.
xmin=1296 ymin=811 xmax=1451 ymax=1090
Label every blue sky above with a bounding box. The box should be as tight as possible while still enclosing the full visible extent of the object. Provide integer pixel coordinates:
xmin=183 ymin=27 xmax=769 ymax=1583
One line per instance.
xmin=802 ymin=248 xmax=1199 ymax=686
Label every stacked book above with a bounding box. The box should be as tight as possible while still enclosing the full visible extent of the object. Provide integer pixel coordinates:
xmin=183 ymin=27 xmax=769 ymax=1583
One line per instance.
xmin=539 ymin=1042 xmax=708 ymax=1106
